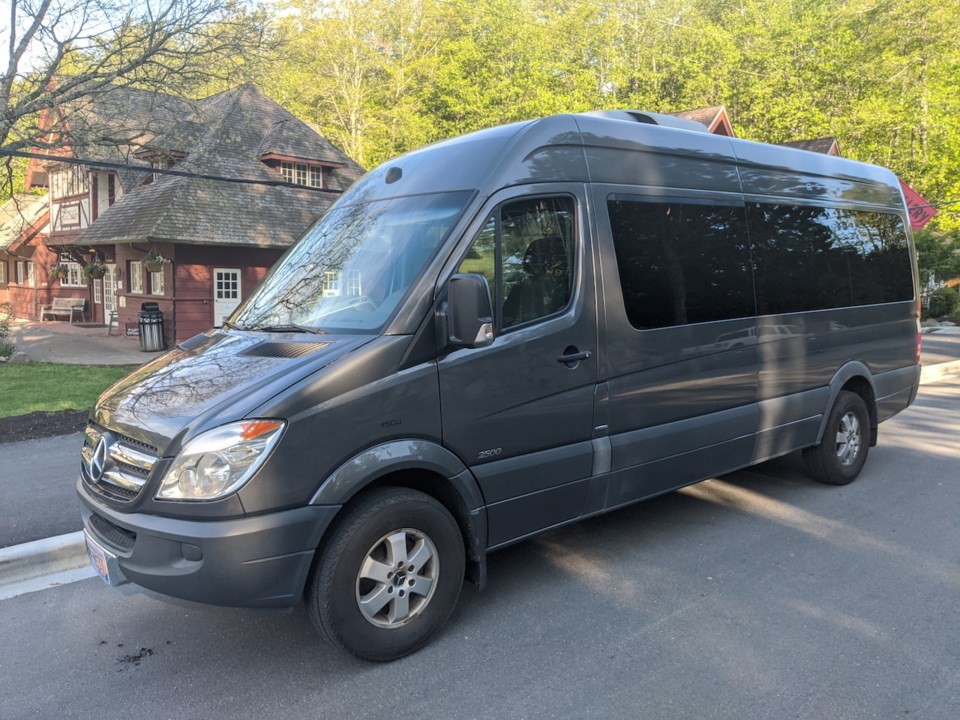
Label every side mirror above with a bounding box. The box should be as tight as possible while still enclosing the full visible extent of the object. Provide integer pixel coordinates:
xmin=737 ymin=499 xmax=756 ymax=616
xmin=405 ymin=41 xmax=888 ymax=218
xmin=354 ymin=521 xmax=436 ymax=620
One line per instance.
xmin=445 ymin=273 xmax=494 ymax=348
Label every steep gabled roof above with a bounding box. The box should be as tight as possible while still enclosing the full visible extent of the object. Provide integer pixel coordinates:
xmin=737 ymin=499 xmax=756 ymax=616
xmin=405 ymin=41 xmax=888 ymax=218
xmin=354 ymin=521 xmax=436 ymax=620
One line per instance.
xmin=671 ymin=106 xmax=736 ymax=137
xmin=75 ymin=85 xmax=365 ymax=248
xmin=0 ymin=194 xmax=48 ymax=251
xmin=779 ymin=137 xmax=842 ymax=157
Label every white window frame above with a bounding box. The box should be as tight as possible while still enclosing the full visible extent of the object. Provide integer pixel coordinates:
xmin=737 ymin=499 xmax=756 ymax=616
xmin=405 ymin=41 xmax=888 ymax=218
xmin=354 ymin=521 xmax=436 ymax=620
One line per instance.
xmin=322 ymin=270 xmax=341 ymax=296
xmin=94 ymin=279 xmax=102 ymax=304
xmin=129 ymin=261 xmax=144 ymax=294
xmin=58 ymin=255 xmax=84 ymax=287
xmin=310 ymin=166 xmax=323 ymax=188
xmin=0 ymin=261 xmax=7 ymax=284
xmin=17 ymin=261 xmax=35 ymax=286
xmin=280 ymin=161 xmax=295 ymax=183
xmin=150 ymin=268 xmax=164 ymax=295
xmin=344 ymin=270 xmax=362 ymax=296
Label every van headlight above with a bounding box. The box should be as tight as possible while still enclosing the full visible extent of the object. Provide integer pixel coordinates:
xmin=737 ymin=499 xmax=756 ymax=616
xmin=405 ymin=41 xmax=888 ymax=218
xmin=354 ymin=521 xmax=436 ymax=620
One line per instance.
xmin=156 ymin=420 xmax=285 ymax=501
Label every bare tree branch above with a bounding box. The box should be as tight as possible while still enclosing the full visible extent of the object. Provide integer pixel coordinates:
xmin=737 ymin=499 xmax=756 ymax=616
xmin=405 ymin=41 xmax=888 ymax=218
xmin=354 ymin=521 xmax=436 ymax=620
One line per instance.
xmin=0 ymin=0 xmax=266 ymax=189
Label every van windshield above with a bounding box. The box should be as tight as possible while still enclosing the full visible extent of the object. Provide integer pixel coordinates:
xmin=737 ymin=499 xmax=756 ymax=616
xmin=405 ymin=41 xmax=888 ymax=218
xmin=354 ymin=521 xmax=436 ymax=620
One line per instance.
xmin=232 ymin=191 xmax=473 ymax=333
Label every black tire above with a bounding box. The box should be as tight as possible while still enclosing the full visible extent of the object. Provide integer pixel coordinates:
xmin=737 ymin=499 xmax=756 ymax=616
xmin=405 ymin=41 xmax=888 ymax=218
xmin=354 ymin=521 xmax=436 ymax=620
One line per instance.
xmin=307 ymin=487 xmax=465 ymax=661
xmin=803 ymin=390 xmax=871 ymax=485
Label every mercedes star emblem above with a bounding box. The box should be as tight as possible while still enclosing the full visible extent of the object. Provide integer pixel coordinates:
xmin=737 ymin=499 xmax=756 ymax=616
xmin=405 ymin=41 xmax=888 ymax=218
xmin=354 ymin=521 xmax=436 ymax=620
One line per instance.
xmin=90 ymin=437 xmax=108 ymax=483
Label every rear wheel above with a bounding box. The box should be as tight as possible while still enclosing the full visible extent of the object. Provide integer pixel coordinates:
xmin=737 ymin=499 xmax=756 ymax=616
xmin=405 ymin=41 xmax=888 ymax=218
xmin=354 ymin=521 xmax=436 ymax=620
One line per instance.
xmin=803 ymin=390 xmax=871 ymax=485
xmin=308 ymin=487 xmax=465 ymax=661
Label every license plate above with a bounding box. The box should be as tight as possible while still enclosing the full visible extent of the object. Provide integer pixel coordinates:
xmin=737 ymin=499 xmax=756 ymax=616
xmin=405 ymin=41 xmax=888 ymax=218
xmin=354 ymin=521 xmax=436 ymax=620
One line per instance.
xmin=85 ymin=533 xmax=113 ymax=584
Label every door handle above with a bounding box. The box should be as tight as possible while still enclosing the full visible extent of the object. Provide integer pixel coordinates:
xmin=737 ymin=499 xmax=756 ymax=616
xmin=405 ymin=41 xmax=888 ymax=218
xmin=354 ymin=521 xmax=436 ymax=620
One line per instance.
xmin=557 ymin=348 xmax=592 ymax=367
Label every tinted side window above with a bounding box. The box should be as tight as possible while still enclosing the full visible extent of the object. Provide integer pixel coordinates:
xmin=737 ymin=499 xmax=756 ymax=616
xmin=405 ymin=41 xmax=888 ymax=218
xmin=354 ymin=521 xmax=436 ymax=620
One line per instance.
xmin=458 ymin=196 xmax=576 ymax=331
xmin=607 ymin=196 xmax=755 ymax=330
xmin=747 ymin=204 xmax=913 ymax=314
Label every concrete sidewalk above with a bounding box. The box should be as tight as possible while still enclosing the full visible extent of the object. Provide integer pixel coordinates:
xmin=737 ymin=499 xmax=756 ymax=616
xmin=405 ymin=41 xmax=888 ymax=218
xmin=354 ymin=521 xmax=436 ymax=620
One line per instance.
xmin=7 ymin=319 xmax=166 ymax=365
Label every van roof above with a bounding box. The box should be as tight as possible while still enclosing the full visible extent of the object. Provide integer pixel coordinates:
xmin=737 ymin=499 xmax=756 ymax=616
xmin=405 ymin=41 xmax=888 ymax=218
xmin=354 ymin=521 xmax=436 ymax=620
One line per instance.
xmin=342 ymin=112 xmax=904 ymax=211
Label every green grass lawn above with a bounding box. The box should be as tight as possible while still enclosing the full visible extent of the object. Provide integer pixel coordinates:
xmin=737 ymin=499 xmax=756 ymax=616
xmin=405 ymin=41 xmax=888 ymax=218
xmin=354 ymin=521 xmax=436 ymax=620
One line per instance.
xmin=0 ymin=363 xmax=135 ymax=418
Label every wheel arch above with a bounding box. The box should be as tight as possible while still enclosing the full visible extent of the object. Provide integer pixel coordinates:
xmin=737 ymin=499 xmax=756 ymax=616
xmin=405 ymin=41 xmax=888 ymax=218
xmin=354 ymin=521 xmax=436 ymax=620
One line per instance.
xmin=816 ymin=362 xmax=879 ymax=447
xmin=310 ymin=440 xmax=488 ymax=588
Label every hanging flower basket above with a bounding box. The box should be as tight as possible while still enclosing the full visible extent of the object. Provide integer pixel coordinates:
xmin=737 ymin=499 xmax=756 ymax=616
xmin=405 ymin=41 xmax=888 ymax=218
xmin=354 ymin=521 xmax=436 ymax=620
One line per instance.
xmin=49 ymin=265 xmax=66 ymax=280
xmin=83 ymin=263 xmax=107 ymax=280
xmin=142 ymin=250 xmax=168 ymax=273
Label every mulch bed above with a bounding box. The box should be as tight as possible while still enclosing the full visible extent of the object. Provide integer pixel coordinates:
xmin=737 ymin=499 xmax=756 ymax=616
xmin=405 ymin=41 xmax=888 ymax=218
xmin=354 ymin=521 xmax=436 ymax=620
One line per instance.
xmin=0 ymin=409 xmax=88 ymax=443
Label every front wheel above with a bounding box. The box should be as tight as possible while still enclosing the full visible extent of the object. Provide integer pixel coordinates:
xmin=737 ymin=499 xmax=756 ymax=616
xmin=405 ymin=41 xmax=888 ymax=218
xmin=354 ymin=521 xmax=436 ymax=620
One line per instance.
xmin=803 ymin=390 xmax=871 ymax=485
xmin=307 ymin=487 xmax=465 ymax=661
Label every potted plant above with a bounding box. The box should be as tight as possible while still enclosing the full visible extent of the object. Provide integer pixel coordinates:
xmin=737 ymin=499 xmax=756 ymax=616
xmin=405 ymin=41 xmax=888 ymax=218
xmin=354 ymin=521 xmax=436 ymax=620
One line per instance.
xmin=83 ymin=262 xmax=107 ymax=279
xmin=49 ymin=265 xmax=66 ymax=280
xmin=142 ymin=249 xmax=168 ymax=273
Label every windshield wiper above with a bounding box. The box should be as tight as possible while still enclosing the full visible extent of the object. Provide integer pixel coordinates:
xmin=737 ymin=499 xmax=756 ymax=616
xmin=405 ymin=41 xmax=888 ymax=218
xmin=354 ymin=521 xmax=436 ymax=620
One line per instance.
xmin=222 ymin=320 xmax=246 ymax=331
xmin=251 ymin=323 xmax=326 ymax=335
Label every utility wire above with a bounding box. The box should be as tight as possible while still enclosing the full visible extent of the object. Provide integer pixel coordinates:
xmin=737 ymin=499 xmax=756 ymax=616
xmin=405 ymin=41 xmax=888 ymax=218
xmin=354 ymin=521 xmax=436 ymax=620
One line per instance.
xmin=0 ymin=149 xmax=345 ymax=194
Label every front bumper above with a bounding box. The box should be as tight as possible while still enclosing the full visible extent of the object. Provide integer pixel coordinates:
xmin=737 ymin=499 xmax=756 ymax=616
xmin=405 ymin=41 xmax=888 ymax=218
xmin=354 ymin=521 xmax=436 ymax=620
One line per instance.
xmin=77 ymin=477 xmax=341 ymax=608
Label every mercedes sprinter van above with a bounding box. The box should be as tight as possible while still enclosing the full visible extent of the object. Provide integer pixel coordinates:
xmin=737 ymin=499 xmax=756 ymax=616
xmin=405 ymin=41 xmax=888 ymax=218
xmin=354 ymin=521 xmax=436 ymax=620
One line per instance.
xmin=78 ymin=111 xmax=921 ymax=660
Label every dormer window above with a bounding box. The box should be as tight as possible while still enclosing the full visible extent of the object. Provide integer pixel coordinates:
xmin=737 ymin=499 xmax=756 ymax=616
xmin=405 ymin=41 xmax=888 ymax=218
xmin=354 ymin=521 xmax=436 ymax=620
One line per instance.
xmin=260 ymin=153 xmax=338 ymax=189
xmin=279 ymin=160 xmax=325 ymax=188
xmin=134 ymin=150 xmax=185 ymax=185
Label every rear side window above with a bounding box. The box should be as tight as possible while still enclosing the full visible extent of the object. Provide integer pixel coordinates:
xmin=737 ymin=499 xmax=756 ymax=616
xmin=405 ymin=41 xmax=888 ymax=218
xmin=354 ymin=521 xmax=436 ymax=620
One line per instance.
xmin=748 ymin=204 xmax=914 ymax=314
xmin=607 ymin=196 xmax=755 ymax=329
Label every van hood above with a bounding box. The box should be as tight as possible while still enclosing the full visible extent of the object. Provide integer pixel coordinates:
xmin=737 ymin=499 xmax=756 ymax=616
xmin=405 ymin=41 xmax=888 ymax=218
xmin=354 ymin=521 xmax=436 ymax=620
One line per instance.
xmin=93 ymin=330 xmax=373 ymax=454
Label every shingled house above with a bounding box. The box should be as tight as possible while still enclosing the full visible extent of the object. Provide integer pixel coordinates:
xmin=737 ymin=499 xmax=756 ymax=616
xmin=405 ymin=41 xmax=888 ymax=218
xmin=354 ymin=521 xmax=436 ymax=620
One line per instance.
xmin=672 ymin=106 xmax=736 ymax=136
xmin=0 ymin=194 xmax=51 ymax=318
xmin=24 ymin=84 xmax=363 ymax=341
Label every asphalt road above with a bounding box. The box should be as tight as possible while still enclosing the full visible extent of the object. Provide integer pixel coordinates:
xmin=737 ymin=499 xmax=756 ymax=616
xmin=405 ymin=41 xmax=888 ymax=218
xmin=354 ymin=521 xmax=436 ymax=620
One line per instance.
xmin=921 ymin=332 xmax=960 ymax=365
xmin=0 ymin=432 xmax=84 ymax=547
xmin=2 ymin=379 xmax=958 ymax=719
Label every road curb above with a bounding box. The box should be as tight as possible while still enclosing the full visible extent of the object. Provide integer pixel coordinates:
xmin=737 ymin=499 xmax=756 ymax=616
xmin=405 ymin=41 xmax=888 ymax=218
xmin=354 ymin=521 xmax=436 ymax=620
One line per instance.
xmin=0 ymin=531 xmax=89 ymax=594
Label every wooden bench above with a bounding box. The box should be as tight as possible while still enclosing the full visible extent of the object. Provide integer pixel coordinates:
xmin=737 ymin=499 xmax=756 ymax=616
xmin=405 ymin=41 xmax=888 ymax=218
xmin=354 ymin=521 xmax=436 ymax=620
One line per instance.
xmin=39 ymin=297 xmax=87 ymax=324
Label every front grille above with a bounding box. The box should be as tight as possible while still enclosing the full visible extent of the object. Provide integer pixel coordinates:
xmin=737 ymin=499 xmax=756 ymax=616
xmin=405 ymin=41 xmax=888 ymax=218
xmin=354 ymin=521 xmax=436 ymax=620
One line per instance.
xmin=89 ymin=513 xmax=136 ymax=553
xmin=89 ymin=422 xmax=158 ymax=455
xmin=82 ymin=423 xmax=159 ymax=504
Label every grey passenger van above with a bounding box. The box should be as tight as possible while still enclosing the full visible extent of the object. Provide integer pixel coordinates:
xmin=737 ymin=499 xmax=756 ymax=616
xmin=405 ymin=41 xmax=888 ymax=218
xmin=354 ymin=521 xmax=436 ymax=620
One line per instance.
xmin=78 ymin=111 xmax=921 ymax=660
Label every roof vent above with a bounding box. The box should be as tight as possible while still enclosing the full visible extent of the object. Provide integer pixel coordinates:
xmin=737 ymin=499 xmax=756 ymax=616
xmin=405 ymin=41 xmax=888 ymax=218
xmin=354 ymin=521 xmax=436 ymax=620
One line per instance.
xmin=583 ymin=110 xmax=708 ymax=133
xmin=241 ymin=341 xmax=331 ymax=359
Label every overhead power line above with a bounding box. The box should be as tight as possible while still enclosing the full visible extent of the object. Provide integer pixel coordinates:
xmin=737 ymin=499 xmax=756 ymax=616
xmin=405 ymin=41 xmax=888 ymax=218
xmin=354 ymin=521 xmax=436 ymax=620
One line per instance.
xmin=0 ymin=149 xmax=344 ymax=194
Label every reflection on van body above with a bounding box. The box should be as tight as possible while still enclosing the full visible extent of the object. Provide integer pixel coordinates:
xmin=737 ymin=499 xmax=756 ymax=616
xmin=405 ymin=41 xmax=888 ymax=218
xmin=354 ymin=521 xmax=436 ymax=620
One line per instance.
xmin=77 ymin=110 xmax=920 ymax=661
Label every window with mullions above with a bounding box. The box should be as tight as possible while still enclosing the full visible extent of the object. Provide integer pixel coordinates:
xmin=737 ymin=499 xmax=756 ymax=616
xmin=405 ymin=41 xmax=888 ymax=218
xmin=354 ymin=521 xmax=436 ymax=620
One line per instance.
xmin=458 ymin=196 xmax=576 ymax=331
xmin=607 ymin=196 xmax=755 ymax=330
xmin=129 ymin=261 xmax=144 ymax=294
xmin=747 ymin=204 xmax=914 ymax=314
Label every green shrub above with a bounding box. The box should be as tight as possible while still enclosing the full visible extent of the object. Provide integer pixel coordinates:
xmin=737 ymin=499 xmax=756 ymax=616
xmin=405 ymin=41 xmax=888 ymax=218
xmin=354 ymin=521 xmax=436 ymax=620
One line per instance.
xmin=927 ymin=287 xmax=960 ymax=318
xmin=0 ymin=301 xmax=13 ymax=358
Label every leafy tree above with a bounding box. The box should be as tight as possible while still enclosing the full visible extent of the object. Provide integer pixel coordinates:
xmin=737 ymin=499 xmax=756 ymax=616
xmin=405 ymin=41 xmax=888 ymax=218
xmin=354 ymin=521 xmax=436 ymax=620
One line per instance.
xmin=915 ymin=228 xmax=960 ymax=287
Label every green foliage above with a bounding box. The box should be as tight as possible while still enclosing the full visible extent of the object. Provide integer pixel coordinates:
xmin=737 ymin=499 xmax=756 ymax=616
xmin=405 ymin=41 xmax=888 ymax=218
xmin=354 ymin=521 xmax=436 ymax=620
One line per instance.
xmin=8 ymin=0 xmax=960 ymax=232
xmin=927 ymin=287 xmax=960 ymax=319
xmin=915 ymin=229 xmax=960 ymax=286
xmin=0 ymin=363 xmax=133 ymax=418
xmin=243 ymin=0 xmax=956 ymax=229
xmin=0 ymin=302 xmax=13 ymax=358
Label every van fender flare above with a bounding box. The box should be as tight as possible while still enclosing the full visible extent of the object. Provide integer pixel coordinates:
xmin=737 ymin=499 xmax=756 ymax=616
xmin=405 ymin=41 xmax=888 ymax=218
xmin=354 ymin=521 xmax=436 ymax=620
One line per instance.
xmin=309 ymin=439 xmax=488 ymax=587
xmin=310 ymin=439 xmax=483 ymax=508
xmin=813 ymin=362 xmax=877 ymax=444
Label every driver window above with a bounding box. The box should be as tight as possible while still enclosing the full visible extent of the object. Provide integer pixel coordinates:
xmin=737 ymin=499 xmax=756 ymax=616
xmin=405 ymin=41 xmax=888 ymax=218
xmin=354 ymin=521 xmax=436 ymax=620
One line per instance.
xmin=457 ymin=196 xmax=575 ymax=331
